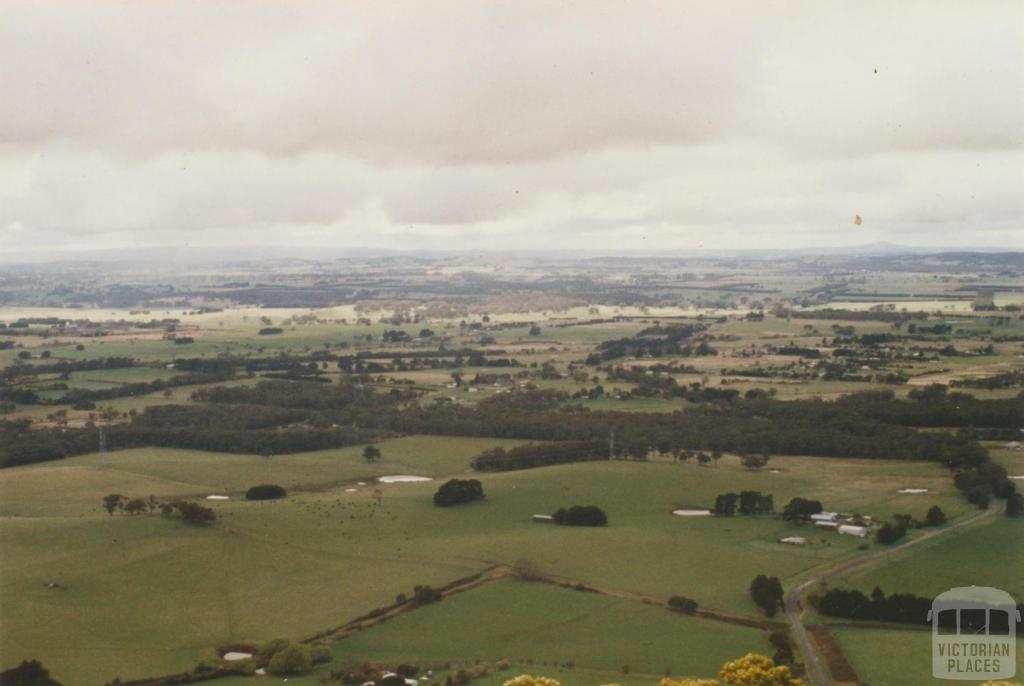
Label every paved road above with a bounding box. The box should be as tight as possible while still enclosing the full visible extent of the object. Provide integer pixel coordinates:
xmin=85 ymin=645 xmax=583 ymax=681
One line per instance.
xmin=784 ymin=504 xmax=998 ymax=686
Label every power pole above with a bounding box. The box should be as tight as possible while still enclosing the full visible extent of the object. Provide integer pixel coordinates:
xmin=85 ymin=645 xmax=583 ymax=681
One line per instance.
xmin=99 ymin=427 xmax=108 ymax=468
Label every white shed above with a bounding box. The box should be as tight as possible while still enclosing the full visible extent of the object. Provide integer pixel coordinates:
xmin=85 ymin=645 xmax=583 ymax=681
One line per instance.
xmin=838 ymin=524 xmax=868 ymax=538
xmin=811 ymin=512 xmax=838 ymax=523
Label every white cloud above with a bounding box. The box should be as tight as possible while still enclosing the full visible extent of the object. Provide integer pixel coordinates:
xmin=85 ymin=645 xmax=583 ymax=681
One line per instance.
xmin=0 ymin=0 xmax=1021 ymax=252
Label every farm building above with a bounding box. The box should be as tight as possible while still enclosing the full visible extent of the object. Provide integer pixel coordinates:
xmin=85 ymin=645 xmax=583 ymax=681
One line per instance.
xmin=780 ymin=536 xmax=808 ymax=545
xmin=810 ymin=512 xmax=838 ymax=523
xmin=838 ymin=524 xmax=868 ymax=538
xmin=532 ymin=514 xmax=554 ymax=523
xmin=814 ymin=520 xmax=838 ymax=529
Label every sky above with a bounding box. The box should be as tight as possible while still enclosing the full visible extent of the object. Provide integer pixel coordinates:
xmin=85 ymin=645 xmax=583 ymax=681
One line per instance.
xmin=1 ymin=0 xmax=1022 ymax=256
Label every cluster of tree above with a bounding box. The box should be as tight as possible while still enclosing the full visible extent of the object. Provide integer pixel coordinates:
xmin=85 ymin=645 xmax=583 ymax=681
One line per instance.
xmin=102 ymin=494 xmax=215 ymax=525
xmin=54 ymin=368 xmax=236 ymax=407
xmin=471 ymin=441 xmax=607 ymax=472
xmin=772 ymin=344 xmax=822 ymax=358
xmin=839 ymin=387 xmax=1022 ymax=430
xmin=952 ymin=370 xmax=1024 ymax=389
xmin=588 ymin=323 xmax=708 ymax=363
xmin=713 ymin=491 xmax=774 ymax=516
xmin=411 ymin=584 xmax=442 ymax=605
xmin=245 ymin=484 xmax=287 ymax=500
xmin=551 ymin=505 xmax=607 ymax=527
xmin=0 ymin=659 xmax=64 ymax=686
xmin=954 ymin=460 xmax=1016 ymax=509
xmin=433 ymin=478 xmax=485 ymax=507
xmin=749 ymin=575 xmax=785 ymax=617
xmin=197 ymin=379 xmax=407 ymax=412
xmin=1 ymin=356 xmax=135 ymax=383
xmin=604 ymin=367 xmax=741 ymax=402
xmin=816 ymin=587 xmax=938 ymax=626
xmin=782 ymin=308 xmax=926 ymax=322
xmin=0 ymin=405 xmax=381 ymax=469
xmin=258 ymin=327 xmax=284 ymax=335
xmin=781 ymin=497 xmax=824 ymax=523
xmin=667 ymin=595 xmax=698 ymax=613
xmin=255 ymin=638 xmax=332 ymax=676
xmin=875 ymin=516 xmax=911 ymax=545
xmin=767 ymin=629 xmax=796 ymax=668
xmin=381 ymin=330 xmax=412 ymax=343
xmin=336 ymin=350 xmax=522 ymax=374
xmin=359 ymin=392 xmax=994 ymax=470
xmin=907 ymin=322 xmax=953 ymax=335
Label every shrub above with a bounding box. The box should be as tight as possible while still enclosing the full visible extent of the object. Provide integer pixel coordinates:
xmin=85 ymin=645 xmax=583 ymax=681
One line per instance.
xmin=0 ymin=659 xmax=64 ymax=686
xmin=552 ymin=505 xmax=607 ymax=527
xmin=246 ymin=484 xmax=287 ymax=500
xmin=413 ymin=584 xmax=442 ymax=605
xmin=876 ymin=522 xmax=907 ymax=545
xmin=433 ymin=478 xmax=485 ymax=507
xmin=179 ymin=501 xmax=216 ymax=525
xmin=667 ymin=595 xmax=698 ymax=613
xmin=258 ymin=327 xmax=284 ymax=335
xmin=267 ymin=643 xmax=312 ymax=676
xmin=924 ymin=505 xmax=947 ymax=526
xmin=310 ymin=645 xmax=333 ymax=665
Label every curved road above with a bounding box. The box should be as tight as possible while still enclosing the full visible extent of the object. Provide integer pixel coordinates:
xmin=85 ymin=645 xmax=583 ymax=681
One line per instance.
xmin=784 ymin=504 xmax=998 ymax=685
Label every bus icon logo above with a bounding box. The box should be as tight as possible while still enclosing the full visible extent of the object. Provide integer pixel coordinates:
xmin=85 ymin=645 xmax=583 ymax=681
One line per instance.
xmin=929 ymin=586 xmax=1019 ymax=680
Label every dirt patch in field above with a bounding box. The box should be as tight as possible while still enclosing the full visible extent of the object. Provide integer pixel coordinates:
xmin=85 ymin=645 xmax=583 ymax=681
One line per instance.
xmin=808 ymin=624 xmax=860 ymax=684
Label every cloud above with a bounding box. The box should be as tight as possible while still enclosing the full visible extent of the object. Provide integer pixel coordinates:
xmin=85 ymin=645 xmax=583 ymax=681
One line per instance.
xmin=0 ymin=1 xmax=1021 ymax=252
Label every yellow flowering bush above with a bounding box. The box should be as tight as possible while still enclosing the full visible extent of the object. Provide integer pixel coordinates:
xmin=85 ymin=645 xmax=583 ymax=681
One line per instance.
xmin=659 ymin=653 xmax=802 ymax=686
xmin=502 ymin=675 xmax=563 ymax=686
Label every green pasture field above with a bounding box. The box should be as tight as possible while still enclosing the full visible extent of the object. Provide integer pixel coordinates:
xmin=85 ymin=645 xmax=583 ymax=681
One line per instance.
xmin=330 ymin=578 xmax=772 ymax=683
xmin=0 ymin=435 xmax=528 ymax=517
xmin=838 ymin=515 xmax=1024 ymax=604
xmin=0 ymin=445 xmax=976 ymax=684
xmin=201 ymin=579 xmax=772 ymax=686
xmin=832 ymin=626 xmax=1024 ymax=686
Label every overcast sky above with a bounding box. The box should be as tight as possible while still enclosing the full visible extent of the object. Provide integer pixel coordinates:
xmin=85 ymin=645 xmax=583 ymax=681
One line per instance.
xmin=1 ymin=1 xmax=1022 ymax=256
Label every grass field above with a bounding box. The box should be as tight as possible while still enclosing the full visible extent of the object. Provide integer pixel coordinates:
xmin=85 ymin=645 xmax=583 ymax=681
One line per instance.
xmin=832 ymin=626 xmax=1024 ymax=686
xmin=202 ymin=579 xmax=773 ymax=686
xmin=839 ymin=515 xmax=1024 ymax=604
xmin=0 ymin=444 xmax=978 ymax=685
xmin=329 ymin=579 xmax=773 ymax=683
xmin=3 ymin=298 xmax=1021 ymax=686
